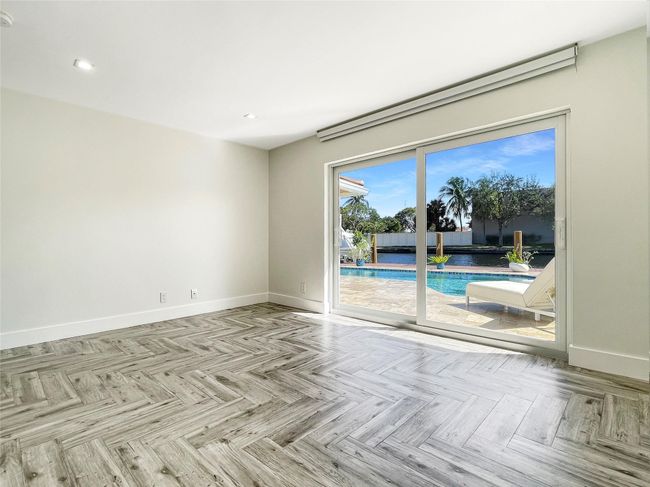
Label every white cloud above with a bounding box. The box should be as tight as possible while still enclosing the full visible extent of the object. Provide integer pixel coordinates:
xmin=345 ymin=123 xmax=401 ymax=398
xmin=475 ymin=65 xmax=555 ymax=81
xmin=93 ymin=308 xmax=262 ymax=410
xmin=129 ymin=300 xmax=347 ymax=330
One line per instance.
xmin=499 ymin=132 xmax=554 ymax=156
xmin=427 ymin=157 xmax=506 ymax=176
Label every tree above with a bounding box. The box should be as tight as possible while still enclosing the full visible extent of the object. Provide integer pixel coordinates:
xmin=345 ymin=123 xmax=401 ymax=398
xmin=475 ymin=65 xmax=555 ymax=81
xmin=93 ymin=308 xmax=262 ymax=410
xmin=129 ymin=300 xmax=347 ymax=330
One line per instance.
xmin=379 ymin=216 xmax=402 ymax=233
xmin=341 ymin=195 xmax=405 ymax=234
xmin=439 ymin=177 xmax=471 ymax=230
xmin=490 ymin=174 xmax=524 ymax=247
xmin=357 ymin=221 xmax=382 ymax=234
xmin=340 ymin=196 xmax=374 ymax=232
xmin=356 ymin=208 xmax=384 ymax=234
xmin=394 ymin=207 xmax=416 ymax=232
xmin=520 ymin=178 xmax=554 ymax=220
xmin=470 ymin=177 xmax=498 ymax=238
xmin=470 ymin=173 xmax=554 ymax=246
xmin=426 ymin=199 xmax=457 ymax=232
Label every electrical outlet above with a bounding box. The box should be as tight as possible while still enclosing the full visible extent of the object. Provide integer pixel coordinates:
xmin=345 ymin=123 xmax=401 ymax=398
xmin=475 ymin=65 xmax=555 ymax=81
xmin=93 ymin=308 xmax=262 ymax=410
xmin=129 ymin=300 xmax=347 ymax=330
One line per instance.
xmin=299 ymin=281 xmax=306 ymax=295
xmin=160 ymin=292 xmax=168 ymax=303
xmin=191 ymin=289 xmax=199 ymax=300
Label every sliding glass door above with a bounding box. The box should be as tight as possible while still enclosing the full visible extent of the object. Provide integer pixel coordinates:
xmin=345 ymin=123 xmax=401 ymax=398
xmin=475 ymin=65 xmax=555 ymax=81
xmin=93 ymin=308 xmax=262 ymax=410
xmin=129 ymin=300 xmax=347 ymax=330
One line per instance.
xmin=332 ymin=116 xmax=566 ymax=352
xmin=416 ymin=117 xmax=566 ymax=351
xmin=332 ymin=151 xmax=416 ymax=321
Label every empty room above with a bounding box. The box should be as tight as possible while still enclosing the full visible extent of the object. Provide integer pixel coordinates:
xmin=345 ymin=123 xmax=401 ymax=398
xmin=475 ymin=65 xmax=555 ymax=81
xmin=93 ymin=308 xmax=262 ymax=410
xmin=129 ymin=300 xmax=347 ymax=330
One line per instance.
xmin=1 ymin=1 xmax=648 ymax=486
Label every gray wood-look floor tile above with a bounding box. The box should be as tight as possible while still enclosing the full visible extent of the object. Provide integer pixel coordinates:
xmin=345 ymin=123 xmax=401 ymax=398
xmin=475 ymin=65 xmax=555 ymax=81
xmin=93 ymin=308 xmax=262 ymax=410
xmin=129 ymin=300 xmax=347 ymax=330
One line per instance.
xmin=1 ymin=303 xmax=648 ymax=486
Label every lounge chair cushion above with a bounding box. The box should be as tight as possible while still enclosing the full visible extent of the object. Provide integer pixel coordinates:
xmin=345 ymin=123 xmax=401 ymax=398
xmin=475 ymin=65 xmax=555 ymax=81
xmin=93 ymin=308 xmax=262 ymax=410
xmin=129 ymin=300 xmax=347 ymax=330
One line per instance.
xmin=466 ymin=281 xmax=528 ymax=308
xmin=522 ymin=258 xmax=555 ymax=307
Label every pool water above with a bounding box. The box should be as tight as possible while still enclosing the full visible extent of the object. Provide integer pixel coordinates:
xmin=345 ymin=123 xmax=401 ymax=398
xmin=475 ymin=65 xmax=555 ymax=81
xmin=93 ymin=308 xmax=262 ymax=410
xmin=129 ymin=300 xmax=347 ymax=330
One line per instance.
xmin=340 ymin=267 xmax=534 ymax=297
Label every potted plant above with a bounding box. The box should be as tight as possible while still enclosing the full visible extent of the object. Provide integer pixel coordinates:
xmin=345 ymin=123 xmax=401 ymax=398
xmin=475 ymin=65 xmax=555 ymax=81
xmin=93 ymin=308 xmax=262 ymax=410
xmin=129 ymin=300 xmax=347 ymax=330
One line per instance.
xmin=349 ymin=245 xmax=369 ymax=266
xmin=350 ymin=232 xmax=370 ymax=266
xmin=428 ymin=255 xmax=450 ymax=270
xmin=502 ymin=249 xmax=536 ymax=272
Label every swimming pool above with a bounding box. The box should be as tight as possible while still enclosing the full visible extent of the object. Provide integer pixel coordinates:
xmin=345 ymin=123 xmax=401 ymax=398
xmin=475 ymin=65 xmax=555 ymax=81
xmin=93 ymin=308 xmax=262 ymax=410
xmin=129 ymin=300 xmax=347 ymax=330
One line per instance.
xmin=340 ymin=267 xmax=534 ymax=297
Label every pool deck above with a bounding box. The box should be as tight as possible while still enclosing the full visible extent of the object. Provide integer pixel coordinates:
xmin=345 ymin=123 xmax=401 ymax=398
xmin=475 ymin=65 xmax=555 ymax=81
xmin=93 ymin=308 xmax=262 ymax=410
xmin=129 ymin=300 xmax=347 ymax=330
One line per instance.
xmin=339 ymin=266 xmax=555 ymax=341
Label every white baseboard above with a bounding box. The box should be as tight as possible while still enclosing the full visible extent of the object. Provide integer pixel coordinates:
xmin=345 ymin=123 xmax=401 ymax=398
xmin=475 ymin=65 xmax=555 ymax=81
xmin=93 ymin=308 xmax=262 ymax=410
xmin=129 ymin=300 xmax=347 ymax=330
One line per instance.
xmin=569 ymin=344 xmax=649 ymax=382
xmin=7 ymin=296 xmax=646 ymax=382
xmin=268 ymin=293 xmax=327 ymax=314
xmin=0 ymin=293 xmax=269 ymax=349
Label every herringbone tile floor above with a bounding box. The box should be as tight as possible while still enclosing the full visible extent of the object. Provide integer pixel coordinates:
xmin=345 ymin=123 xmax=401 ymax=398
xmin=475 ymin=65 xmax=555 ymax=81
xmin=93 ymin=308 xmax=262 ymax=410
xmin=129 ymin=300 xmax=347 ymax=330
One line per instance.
xmin=0 ymin=303 xmax=648 ymax=486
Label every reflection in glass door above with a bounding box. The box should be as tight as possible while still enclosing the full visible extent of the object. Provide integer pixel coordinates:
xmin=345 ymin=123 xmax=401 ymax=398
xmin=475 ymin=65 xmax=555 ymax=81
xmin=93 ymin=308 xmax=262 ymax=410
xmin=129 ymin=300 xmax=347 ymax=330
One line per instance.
xmin=416 ymin=118 xmax=566 ymax=351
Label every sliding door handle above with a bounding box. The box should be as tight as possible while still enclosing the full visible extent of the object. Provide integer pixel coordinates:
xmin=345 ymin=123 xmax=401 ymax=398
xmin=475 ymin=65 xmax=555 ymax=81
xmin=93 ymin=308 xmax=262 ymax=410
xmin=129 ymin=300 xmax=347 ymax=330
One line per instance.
xmin=555 ymin=218 xmax=566 ymax=250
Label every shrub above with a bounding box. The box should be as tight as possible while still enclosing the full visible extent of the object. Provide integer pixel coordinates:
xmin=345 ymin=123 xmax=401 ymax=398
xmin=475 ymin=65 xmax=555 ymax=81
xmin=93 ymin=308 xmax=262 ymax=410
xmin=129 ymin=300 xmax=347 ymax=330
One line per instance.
xmin=428 ymin=255 xmax=450 ymax=264
xmin=502 ymin=250 xmax=536 ymax=264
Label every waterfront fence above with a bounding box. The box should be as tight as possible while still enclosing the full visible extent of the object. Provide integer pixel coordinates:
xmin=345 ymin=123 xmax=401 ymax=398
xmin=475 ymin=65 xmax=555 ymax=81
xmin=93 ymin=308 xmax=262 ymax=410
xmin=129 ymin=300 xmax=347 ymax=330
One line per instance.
xmin=375 ymin=231 xmax=472 ymax=247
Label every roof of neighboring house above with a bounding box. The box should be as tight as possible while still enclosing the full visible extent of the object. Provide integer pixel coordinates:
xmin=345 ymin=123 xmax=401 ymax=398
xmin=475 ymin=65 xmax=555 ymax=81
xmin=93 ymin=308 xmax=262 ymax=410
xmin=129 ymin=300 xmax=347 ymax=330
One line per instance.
xmin=340 ymin=176 xmax=364 ymax=186
xmin=339 ymin=175 xmax=368 ymax=197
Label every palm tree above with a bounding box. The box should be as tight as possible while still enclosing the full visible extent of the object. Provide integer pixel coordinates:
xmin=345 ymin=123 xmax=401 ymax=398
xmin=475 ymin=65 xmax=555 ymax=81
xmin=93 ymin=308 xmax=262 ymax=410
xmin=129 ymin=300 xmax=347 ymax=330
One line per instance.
xmin=342 ymin=195 xmax=369 ymax=208
xmin=426 ymin=199 xmax=456 ymax=231
xmin=340 ymin=195 xmax=372 ymax=232
xmin=439 ymin=177 xmax=471 ymax=230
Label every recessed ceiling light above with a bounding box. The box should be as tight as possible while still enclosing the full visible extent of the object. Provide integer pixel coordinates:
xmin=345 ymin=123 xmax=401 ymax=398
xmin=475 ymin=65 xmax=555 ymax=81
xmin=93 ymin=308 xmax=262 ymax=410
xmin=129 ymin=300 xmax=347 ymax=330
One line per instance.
xmin=243 ymin=113 xmax=257 ymax=120
xmin=73 ymin=58 xmax=95 ymax=71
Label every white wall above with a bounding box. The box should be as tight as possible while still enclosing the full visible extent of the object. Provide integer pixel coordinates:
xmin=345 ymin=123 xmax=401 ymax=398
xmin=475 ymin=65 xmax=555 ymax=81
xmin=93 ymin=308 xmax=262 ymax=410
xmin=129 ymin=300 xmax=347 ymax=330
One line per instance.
xmin=269 ymin=28 xmax=649 ymax=380
xmin=375 ymin=231 xmax=472 ymax=248
xmin=1 ymin=30 xmax=646 ymax=380
xmin=472 ymin=215 xmax=555 ymax=245
xmin=1 ymin=89 xmax=269 ymax=346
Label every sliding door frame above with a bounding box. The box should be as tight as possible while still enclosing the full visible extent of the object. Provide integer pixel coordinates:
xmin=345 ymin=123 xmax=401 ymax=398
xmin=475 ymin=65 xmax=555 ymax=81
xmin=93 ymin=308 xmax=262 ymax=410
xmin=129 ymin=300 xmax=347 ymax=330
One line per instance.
xmin=415 ymin=115 xmax=568 ymax=352
xmin=326 ymin=108 xmax=571 ymax=358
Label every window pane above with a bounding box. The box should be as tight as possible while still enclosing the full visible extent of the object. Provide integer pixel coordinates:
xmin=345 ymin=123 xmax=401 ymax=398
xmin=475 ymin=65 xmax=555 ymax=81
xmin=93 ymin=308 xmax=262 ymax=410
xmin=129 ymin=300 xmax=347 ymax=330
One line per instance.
xmin=424 ymin=129 xmax=556 ymax=341
xmin=338 ymin=157 xmax=417 ymax=316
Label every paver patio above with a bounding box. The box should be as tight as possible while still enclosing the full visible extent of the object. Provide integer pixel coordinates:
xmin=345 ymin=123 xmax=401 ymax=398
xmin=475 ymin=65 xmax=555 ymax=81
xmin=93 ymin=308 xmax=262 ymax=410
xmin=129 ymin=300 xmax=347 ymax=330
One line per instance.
xmin=340 ymin=267 xmax=555 ymax=341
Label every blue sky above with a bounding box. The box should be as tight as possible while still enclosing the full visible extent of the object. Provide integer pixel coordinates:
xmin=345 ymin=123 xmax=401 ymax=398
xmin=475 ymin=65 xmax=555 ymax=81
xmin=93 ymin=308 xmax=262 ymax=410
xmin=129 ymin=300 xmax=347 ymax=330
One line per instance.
xmin=341 ymin=128 xmax=555 ymax=221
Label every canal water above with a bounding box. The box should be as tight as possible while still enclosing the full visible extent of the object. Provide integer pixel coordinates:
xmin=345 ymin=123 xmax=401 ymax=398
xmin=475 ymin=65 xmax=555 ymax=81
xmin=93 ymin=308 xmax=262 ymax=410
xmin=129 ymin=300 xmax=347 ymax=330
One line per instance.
xmin=378 ymin=252 xmax=554 ymax=268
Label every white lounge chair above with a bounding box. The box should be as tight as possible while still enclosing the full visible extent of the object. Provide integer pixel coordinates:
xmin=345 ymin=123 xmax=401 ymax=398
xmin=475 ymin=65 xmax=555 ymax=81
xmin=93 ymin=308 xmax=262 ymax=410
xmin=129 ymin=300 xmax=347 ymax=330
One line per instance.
xmin=339 ymin=227 xmax=355 ymax=261
xmin=465 ymin=258 xmax=556 ymax=321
